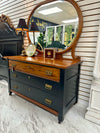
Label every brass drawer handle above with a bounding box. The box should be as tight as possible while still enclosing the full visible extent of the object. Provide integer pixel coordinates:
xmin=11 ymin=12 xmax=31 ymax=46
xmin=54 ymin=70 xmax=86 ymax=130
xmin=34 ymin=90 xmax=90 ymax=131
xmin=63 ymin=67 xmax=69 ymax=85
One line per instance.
xmin=28 ymin=76 xmax=31 ymax=79
xmin=28 ymin=88 xmax=31 ymax=91
xmin=45 ymin=98 xmax=52 ymax=105
xmin=28 ymin=65 xmax=30 ymax=69
xmin=45 ymin=84 xmax=52 ymax=90
xmin=12 ymin=74 xmax=17 ymax=77
xmin=13 ymin=85 xmax=18 ymax=89
xmin=45 ymin=71 xmax=53 ymax=76
xmin=12 ymin=64 xmax=16 ymax=67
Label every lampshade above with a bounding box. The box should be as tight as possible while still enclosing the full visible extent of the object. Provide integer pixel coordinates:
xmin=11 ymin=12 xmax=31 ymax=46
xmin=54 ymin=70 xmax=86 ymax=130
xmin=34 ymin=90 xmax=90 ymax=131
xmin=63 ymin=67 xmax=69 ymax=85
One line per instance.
xmin=29 ymin=22 xmax=39 ymax=32
xmin=16 ymin=19 xmax=28 ymax=31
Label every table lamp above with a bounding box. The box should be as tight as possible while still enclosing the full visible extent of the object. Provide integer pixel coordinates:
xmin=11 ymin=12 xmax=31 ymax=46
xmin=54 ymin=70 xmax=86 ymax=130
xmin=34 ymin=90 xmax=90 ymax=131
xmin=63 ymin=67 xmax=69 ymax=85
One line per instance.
xmin=16 ymin=18 xmax=28 ymax=35
xmin=29 ymin=22 xmax=39 ymax=44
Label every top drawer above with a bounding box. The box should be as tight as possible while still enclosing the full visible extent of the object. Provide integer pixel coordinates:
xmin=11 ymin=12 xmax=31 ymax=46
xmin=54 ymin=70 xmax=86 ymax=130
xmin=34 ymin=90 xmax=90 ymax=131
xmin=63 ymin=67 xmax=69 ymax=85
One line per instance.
xmin=9 ymin=60 xmax=60 ymax=82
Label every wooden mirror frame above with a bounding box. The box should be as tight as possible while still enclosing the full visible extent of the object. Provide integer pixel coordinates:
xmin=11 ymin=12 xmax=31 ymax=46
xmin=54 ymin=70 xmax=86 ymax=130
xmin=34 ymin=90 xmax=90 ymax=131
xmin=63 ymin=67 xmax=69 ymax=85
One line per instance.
xmin=27 ymin=0 xmax=83 ymax=59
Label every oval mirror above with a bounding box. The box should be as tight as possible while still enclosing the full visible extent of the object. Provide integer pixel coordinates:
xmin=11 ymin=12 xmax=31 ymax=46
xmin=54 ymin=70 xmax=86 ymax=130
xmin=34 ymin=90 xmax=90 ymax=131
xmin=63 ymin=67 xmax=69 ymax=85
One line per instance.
xmin=27 ymin=0 xmax=83 ymax=58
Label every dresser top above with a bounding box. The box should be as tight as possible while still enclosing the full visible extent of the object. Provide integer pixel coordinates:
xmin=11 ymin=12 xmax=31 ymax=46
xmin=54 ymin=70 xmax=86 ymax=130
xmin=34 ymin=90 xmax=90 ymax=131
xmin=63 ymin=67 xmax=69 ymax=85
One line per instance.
xmin=5 ymin=56 xmax=81 ymax=69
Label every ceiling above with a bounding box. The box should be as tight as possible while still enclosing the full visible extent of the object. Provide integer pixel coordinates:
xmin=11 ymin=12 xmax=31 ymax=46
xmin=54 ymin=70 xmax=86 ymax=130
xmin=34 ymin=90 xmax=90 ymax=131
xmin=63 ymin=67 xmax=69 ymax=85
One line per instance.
xmin=33 ymin=0 xmax=78 ymax=25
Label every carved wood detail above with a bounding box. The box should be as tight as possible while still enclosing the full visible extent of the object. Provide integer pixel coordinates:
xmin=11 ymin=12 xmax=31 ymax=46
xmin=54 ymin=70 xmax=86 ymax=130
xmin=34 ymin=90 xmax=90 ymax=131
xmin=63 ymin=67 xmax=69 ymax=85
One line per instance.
xmin=0 ymin=14 xmax=14 ymax=29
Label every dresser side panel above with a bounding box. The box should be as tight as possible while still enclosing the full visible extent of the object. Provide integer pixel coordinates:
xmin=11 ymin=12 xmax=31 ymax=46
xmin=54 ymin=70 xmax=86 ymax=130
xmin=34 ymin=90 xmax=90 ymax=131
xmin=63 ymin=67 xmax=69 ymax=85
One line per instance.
xmin=63 ymin=64 xmax=79 ymax=114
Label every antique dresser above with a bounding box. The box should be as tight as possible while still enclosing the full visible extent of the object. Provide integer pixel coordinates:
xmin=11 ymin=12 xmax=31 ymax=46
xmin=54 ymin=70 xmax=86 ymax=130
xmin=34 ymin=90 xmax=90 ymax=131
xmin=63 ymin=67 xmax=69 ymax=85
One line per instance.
xmin=4 ymin=0 xmax=83 ymax=123
xmin=6 ymin=56 xmax=81 ymax=123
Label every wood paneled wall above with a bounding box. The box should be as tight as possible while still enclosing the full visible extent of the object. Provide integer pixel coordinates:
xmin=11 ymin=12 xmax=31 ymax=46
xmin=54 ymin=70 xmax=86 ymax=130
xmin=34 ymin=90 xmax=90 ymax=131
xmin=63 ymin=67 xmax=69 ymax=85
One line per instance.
xmin=0 ymin=0 xmax=100 ymax=106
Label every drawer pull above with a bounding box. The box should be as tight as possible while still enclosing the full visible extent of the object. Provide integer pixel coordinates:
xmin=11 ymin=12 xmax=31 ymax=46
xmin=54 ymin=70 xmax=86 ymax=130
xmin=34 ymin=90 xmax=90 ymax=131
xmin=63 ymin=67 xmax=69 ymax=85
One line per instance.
xmin=45 ymin=84 xmax=52 ymax=90
xmin=45 ymin=98 xmax=52 ymax=105
xmin=13 ymin=85 xmax=18 ymax=89
xmin=28 ymin=65 xmax=30 ymax=69
xmin=12 ymin=74 xmax=17 ymax=77
xmin=45 ymin=71 xmax=53 ymax=76
xmin=28 ymin=76 xmax=31 ymax=79
xmin=28 ymin=88 xmax=31 ymax=91
xmin=12 ymin=64 xmax=16 ymax=67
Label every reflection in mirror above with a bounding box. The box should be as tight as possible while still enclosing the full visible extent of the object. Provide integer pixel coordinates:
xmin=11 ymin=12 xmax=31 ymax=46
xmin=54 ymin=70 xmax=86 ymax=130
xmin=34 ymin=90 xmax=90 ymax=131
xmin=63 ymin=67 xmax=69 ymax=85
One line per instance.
xmin=28 ymin=0 xmax=79 ymax=52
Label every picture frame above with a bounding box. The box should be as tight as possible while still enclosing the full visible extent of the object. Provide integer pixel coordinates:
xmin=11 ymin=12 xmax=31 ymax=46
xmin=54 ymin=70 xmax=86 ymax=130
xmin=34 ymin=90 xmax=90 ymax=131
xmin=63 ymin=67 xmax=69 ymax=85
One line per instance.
xmin=44 ymin=48 xmax=55 ymax=59
xmin=25 ymin=43 xmax=36 ymax=57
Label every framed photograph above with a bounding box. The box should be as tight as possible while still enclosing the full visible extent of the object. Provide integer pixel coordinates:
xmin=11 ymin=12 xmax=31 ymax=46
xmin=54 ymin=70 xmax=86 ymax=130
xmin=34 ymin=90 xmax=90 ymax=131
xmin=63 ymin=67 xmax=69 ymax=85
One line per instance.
xmin=44 ymin=48 xmax=55 ymax=59
xmin=25 ymin=43 xmax=36 ymax=57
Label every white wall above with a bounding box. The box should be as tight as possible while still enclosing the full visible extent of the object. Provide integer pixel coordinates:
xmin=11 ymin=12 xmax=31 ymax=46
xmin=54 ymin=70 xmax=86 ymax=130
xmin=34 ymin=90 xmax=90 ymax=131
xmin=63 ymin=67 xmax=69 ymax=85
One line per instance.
xmin=0 ymin=0 xmax=100 ymax=106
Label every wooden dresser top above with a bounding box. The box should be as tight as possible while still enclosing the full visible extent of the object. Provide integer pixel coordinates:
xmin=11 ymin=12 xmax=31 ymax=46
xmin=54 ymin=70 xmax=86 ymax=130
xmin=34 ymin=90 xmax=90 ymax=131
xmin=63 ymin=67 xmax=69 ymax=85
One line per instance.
xmin=5 ymin=56 xmax=81 ymax=69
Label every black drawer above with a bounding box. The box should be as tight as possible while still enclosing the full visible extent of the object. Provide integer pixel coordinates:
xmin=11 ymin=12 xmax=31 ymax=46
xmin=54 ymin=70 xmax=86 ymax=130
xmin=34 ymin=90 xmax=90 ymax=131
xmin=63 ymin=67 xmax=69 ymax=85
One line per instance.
xmin=65 ymin=64 xmax=78 ymax=80
xmin=0 ymin=65 xmax=8 ymax=77
xmin=10 ymin=70 xmax=60 ymax=95
xmin=11 ymin=80 xmax=58 ymax=111
xmin=0 ymin=58 xmax=8 ymax=66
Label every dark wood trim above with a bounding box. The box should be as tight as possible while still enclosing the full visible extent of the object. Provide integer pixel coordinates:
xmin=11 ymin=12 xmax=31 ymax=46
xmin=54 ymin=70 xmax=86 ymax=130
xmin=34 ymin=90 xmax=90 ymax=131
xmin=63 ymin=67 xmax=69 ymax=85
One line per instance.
xmin=27 ymin=0 xmax=83 ymax=59
xmin=10 ymin=89 xmax=58 ymax=116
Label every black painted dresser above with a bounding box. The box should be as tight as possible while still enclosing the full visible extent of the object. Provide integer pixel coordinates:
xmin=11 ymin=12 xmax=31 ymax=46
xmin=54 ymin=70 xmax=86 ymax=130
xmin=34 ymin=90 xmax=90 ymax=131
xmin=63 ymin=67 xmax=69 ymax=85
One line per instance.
xmin=5 ymin=55 xmax=81 ymax=123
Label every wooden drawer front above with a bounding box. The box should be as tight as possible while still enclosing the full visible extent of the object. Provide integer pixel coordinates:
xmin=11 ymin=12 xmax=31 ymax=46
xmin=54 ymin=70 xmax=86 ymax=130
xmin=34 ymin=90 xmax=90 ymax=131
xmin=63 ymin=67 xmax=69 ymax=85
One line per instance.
xmin=10 ymin=71 xmax=60 ymax=95
xmin=9 ymin=60 xmax=60 ymax=82
xmin=11 ymin=80 xmax=58 ymax=110
xmin=0 ymin=66 xmax=8 ymax=77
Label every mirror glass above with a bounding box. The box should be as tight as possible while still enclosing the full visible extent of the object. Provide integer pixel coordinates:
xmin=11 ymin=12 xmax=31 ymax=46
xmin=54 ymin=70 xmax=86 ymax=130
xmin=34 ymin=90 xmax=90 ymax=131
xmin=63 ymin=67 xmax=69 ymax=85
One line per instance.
xmin=28 ymin=0 xmax=79 ymax=52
